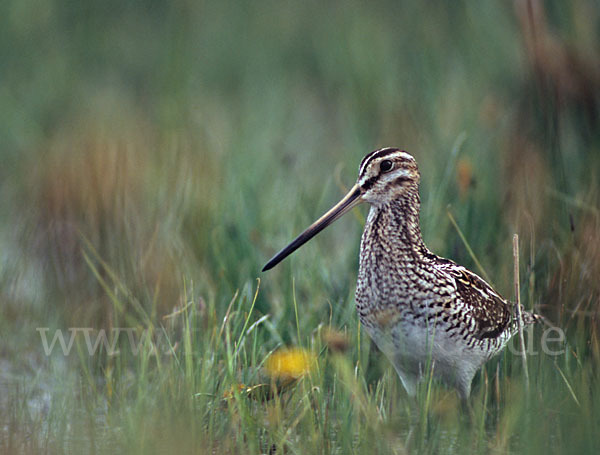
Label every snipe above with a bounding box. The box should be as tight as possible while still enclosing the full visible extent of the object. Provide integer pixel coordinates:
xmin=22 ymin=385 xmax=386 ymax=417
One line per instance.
xmin=263 ymin=148 xmax=540 ymax=400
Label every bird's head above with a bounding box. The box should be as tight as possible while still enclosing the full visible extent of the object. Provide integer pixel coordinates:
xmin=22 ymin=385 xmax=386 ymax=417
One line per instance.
xmin=357 ymin=148 xmax=420 ymax=206
xmin=262 ymin=147 xmax=419 ymax=271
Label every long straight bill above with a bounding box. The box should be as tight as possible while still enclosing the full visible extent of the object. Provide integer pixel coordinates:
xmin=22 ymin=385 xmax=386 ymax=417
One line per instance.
xmin=262 ymin=185 xmax=362 ymax=271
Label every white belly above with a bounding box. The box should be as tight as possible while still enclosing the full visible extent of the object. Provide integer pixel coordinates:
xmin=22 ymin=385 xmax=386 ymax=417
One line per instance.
xmin=361 ymin=317 xmax=489 ymax=399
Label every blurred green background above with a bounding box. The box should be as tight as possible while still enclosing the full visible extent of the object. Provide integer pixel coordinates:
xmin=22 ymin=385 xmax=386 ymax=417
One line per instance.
xmin=1 ymin=0 xmax=600 ymax=453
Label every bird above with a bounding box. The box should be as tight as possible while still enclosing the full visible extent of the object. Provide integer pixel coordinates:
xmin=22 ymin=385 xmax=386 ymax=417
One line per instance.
xmin=262 ymin=147 xmax=540 ymax=400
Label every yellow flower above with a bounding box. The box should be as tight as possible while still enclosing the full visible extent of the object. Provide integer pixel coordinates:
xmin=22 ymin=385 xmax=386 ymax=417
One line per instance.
xmin=264 ymin=348 xmax=316 ymax=380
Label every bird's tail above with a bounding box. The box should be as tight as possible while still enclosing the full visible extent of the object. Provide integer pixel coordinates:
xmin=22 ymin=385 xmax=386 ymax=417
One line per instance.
xmin=521 ymin=309 xmax=542 ymax=326
xmin=519 ymin=308 xmax=560 ymax=331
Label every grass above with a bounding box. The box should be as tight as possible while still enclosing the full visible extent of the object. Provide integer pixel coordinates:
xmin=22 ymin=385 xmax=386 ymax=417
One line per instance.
xmin=1 ymin=0 xmax=600 ymax=453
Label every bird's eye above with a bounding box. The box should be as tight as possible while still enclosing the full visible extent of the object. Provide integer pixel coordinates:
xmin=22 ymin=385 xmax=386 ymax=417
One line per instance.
xmin=380 ymin=160 xmax=393 ymax=173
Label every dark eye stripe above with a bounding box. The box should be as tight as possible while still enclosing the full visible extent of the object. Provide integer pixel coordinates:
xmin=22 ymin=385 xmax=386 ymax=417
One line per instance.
xmin=361 ymin=165 xmax=413 ymax=192
xmin=361 ymin=175 xmax=379 ymax=191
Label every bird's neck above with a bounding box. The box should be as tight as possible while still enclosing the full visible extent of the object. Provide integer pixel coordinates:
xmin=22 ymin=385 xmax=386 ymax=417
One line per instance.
xmin=357 ymin=190 xmax=433 ymax=307
xmin=363 ymin=190 xmax=429 ymax=260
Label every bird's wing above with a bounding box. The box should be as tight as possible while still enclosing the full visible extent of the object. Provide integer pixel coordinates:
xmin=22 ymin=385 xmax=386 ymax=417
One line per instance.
xmin=440 ymin=264 xmax=513 ymax=340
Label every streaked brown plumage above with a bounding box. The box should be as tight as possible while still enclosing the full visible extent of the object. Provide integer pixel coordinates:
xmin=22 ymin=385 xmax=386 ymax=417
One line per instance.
xmin=263 ymin=148 xmax=540 ymax=399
